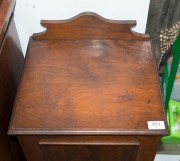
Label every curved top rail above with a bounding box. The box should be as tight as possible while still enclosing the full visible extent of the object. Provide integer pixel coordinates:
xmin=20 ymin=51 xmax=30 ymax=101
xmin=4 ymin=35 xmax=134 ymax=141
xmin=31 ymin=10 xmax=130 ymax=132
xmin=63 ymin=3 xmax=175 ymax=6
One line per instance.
xmin=32 ymin=12 xmax=149 ymax=40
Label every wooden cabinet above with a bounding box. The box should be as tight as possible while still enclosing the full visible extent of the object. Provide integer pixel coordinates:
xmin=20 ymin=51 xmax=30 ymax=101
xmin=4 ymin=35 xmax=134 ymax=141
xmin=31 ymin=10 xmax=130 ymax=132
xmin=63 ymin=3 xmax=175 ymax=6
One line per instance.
xmin=0 ymin=0 xmax=25 ymax=161
xmin=8 ymin=12 xmax=168 ymax=161
xmin=17 ymin=135 xmax=162 ymax=161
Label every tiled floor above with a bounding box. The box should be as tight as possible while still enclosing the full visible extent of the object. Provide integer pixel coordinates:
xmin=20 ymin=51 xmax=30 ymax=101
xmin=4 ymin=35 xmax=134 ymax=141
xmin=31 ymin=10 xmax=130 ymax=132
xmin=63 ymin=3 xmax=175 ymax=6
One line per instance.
xmin=154 ymin=154 xmax=180 ymax=161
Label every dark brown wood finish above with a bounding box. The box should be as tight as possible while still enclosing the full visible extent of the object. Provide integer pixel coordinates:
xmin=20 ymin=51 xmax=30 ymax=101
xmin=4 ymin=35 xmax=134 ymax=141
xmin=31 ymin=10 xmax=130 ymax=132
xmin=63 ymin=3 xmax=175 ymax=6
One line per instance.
xmin=10 ymin=39 xmax=167 ymax=135
xmin=17 ymin=135 xmax=161 ymax=161
xmin=0 ymin=0 xmax=25 ymax=160
xmin=9 ymin=13 xmax=168 ymax=161
xmin=0 ymin=0 xmax=15 ymax=45
xmin=33 ymin=12 xmax=148 ymax=40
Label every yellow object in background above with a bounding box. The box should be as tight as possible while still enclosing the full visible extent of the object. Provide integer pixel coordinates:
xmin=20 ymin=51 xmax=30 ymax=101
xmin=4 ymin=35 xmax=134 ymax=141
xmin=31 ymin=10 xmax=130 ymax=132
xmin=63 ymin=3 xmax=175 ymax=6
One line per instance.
xmin=176 ymin=107 xmax=180 ymax=123
xmin=176 ymin=75 xmax=180 ymax=79
xmin=178 ymin=114 xmax=180 ymax=123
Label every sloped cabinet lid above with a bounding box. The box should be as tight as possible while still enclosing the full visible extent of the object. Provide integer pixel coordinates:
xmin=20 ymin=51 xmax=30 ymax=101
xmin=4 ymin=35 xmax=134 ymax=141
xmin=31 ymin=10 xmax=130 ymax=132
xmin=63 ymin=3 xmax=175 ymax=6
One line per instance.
xmin=9 ymin=12 xmax=168 ymax=135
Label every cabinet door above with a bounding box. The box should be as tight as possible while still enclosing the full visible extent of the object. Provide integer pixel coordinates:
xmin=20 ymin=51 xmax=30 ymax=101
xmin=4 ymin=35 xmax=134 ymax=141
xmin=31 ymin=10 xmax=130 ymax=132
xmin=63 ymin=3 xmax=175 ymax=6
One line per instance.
xmin=18 ymin=135 xmax=160 ymax=161
xmin=41 ymin=145 xmax=138 ymax=161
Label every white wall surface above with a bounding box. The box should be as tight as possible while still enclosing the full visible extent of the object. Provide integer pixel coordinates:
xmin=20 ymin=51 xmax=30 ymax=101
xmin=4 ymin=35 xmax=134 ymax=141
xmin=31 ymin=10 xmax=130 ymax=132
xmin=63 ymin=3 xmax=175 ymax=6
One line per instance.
xmin=14 ymin=0 xmax=150 ymax=55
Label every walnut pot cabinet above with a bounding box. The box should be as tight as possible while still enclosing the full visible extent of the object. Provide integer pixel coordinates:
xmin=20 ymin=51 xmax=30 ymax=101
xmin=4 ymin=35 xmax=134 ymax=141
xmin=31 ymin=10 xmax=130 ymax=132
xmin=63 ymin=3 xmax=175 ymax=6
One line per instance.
xmin=8 ymin=13 xmax=168 ymax=161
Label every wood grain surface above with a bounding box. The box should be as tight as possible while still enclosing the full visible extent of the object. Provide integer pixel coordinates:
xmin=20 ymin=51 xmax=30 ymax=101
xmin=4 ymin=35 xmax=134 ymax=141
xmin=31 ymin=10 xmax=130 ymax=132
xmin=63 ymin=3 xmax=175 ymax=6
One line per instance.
xmin=0 ymin=0 xmax=3 ymax=6
xmin=0 ymin=0 xmax=15 ymax=45
xmin=9 ymin=13 xmax=168 ymax=136
xmin=17 ymin=135 xmax=161 ymax=161
xmin=7 ymin=12 xmax=168 ymax=161
xmin=33 ymin=12 xmax=149 ymax=40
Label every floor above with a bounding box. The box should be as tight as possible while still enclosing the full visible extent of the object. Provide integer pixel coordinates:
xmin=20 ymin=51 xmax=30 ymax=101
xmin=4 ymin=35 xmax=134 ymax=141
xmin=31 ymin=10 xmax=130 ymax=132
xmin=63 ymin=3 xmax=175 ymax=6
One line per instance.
xmin=155 ymin=154 xmax=180 ymax=161
xmin=155 ymin=143 xmax=180 ymax=160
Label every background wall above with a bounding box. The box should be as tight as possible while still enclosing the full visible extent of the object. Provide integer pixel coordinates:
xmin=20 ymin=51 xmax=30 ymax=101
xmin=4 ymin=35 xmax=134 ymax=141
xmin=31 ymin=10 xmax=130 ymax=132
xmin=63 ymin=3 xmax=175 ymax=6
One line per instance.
xmin=14 ymin=0 xmax=150 ymax=55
